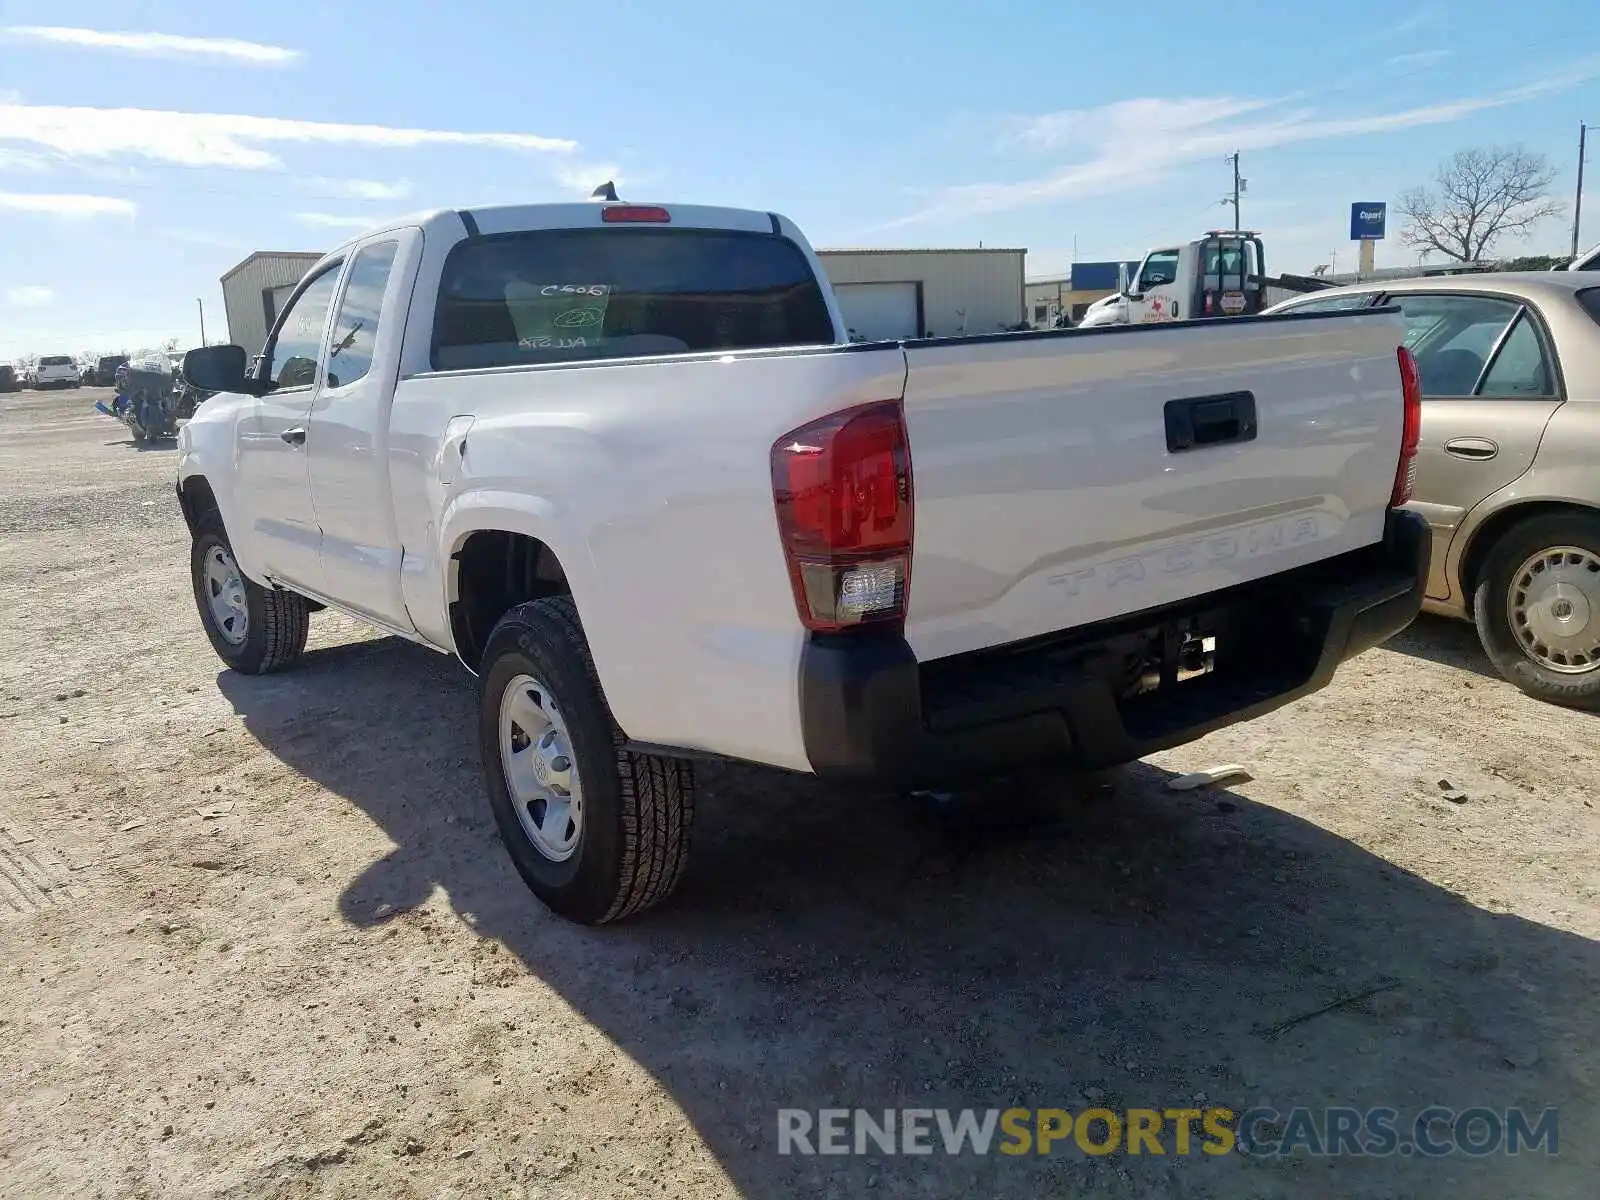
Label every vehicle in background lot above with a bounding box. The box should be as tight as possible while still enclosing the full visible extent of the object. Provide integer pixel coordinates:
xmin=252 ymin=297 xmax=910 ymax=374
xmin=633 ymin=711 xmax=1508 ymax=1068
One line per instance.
xmin=177 ymin=199 xmax=1427 ymax=924
xmin=1076 ymin=231 xmax=1331 ymax=328
xmin=1567 ymin=242 xmax=1600 ymax=271
xmin=0 ymin=365 xmax=18 ymax=393
xmin=1266 ymin=274 xmax=1600 ymax=708
xmin=31 ymin=355 xmax=80 ymax=390
xmin=88 ymin=354 xmax=130 ymax=387
xmin=95 ymin=357 xmax=185 ymax=442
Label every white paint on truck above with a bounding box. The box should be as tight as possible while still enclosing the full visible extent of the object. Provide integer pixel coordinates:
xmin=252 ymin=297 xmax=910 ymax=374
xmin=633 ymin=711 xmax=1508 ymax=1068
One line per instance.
xmin=175 ymin=197 xmax=1428 ymax=924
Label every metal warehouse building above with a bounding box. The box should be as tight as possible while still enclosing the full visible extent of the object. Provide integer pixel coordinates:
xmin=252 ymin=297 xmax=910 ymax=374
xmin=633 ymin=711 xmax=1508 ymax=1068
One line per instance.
xmin=815 ymin=248 xmax=1026 ymax=340
xmin=219 ymin=244 xmax=1026 ymax=352
xmin=220 ymin=251 xmax=326 ymax=361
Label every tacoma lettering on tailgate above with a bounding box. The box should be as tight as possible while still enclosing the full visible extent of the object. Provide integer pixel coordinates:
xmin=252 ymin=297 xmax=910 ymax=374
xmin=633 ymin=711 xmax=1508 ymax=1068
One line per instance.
xmin=1045 ymin=514 xmax=1329 ymax=598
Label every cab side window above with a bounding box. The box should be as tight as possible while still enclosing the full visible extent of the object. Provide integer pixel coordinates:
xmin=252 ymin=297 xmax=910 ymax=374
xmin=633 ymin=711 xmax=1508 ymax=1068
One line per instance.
xmin=326 ymin=241 xmax=399 ymax=390
xmin=1136 ymin=250 xmax=1181 ymax=291
xmin=263 ymin=266 xmax=341 ymax=390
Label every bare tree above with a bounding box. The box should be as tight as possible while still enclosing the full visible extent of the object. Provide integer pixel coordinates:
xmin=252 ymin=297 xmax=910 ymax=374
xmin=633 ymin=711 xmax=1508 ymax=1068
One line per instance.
xmin=1398 ymin=147 xmax=1564 ymax=263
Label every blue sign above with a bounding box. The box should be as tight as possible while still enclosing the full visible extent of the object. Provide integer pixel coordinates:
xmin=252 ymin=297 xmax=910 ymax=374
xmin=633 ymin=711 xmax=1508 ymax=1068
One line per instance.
xmin=1350 ymin=202 xmax=1387 ymax=241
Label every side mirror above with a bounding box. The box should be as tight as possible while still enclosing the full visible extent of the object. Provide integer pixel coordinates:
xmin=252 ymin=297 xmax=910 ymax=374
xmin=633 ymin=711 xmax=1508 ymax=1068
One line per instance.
xmin=182 ymin=345 xmax=261 ymax=396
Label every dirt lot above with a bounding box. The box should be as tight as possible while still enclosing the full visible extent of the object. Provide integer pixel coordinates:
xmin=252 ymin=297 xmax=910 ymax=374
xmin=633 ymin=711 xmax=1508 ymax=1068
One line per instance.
xmin=1 ymin=386 xmax=1597 ymax=1199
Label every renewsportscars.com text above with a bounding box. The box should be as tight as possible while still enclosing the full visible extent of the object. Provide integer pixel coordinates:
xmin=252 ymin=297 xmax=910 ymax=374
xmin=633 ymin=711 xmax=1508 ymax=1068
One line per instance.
xmin=777 ymin=1106 xmax=1558 ymax=1158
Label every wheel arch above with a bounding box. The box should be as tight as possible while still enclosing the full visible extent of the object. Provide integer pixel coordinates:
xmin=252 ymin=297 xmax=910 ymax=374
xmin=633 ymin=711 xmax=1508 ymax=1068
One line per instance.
xmin=176 ymin=474 xmax=221 ymax=538
xmin=1457 ymin=498 xmax=1600 ymax=615
xmin=447 ymin=525 xmax=576 ymax=672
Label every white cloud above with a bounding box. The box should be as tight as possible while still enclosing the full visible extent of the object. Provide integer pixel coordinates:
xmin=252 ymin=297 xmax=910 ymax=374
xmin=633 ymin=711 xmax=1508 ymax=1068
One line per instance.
xmin=0 ymin=147 xmax=50 ymax=172
xmin=891 ymin=66 xmax=1600 ymax=227
xmin=5 ymin=285 xmax=55 ymax=307
xmin=1005 ymin=98 xmax=1280 ymax=154
xmin=553 ymin=161 xmax=624 ymax=197
xmin=294 ymin=212 xmax=384 ymax=230
xmin=2 ymin=26 xmax=299 ymax=65
xmin=1388 ymin=49 xmax=1451 ymax=67
xmin=0 ymin=102 xmax=577 ymax=171
xmin=0 ymin=190 xmax=134 ymax=217
xmin=300 ymin=176 xmax=414 ymax=201
xmin=1380 ymin=6 xmax=1441 ymax=39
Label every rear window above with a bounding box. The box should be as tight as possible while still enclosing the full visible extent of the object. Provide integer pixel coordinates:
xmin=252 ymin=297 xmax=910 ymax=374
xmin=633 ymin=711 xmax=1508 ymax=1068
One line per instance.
xmin=40 ymin=356 xmax=72 ymax=366
xmin=1578 ymin=288 xmax=1600 ymax=326
xmin=431 ymin=228 xmax=835 ymax=371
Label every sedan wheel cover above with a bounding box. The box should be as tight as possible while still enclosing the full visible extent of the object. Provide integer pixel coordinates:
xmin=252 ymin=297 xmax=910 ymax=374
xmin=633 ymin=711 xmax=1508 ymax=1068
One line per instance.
xmin=1507 ymin=545 xmax=1600 ymax=674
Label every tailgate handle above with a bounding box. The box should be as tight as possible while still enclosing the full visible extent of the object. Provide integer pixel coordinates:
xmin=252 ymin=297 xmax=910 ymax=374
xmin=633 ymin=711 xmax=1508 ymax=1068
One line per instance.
xmin=1165 ymin=391 xmax=1257 ymax=453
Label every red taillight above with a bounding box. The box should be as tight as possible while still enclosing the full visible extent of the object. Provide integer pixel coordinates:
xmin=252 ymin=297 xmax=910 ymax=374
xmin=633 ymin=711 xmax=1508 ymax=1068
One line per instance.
xmin=771 ymin=401 xmax=913 ymax=633
xmin=1393 ymin=345 xmax=1422 ymax=506
xmin=600 ymin=205 xmax=671 ymax=223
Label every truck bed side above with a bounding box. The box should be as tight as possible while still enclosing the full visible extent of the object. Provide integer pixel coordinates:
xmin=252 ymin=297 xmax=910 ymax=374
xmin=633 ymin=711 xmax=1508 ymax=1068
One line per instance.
xmin=388 ymin=344 xmax=908 ymax=772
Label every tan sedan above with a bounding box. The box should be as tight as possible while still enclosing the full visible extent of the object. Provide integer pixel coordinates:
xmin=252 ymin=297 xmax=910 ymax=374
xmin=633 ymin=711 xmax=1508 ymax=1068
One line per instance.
xmin=1268 ymin=273 xmax=1600 ymax=709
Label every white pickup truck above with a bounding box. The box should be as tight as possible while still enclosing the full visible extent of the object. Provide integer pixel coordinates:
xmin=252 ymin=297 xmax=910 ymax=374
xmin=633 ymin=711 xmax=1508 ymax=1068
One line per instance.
xmin=178 ymin=199 xmax=1429 ymax=924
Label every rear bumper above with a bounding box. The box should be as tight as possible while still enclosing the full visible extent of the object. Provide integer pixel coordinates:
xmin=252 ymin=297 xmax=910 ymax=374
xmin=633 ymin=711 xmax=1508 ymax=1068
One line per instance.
xmin=798 ymin=508 xmax=1430 ymax=788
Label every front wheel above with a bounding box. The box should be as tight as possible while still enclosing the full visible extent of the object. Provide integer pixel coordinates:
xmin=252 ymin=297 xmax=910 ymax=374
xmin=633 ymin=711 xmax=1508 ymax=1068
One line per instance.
xmin=190 ymin=513 xmax=310 ymax=674
xmin=1474 ymin=512 xmax=1600 ymax=709
xmin=478 ymin=597 xmax=694 ymax=924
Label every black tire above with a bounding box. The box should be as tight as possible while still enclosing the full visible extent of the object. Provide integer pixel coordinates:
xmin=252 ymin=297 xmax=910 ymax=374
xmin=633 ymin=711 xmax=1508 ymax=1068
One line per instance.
xmin=190 ymin=511 xmax=310 ymax=674
xmin=478 ymin=596 xmax=694 ymax=924
xmin=1473 ymin=511 xmax=1600 ymax=710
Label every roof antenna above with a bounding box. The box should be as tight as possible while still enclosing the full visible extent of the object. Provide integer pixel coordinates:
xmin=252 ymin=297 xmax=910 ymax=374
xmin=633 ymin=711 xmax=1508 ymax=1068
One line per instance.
xmin=591 ymin=181 xmax=619 ymax=202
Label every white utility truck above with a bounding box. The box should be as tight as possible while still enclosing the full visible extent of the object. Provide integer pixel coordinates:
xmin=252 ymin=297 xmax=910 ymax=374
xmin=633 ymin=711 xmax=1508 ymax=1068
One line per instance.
xmin=178 ymin=199 xmax=1428 ymax=924
xmin=1077 ymin=231 xmax=1330 ymax=328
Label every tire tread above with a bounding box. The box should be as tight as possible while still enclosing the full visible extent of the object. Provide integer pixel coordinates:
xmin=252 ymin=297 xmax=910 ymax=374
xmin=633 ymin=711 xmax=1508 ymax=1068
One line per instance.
xmin=497 ymin=596 xmax=693 ymax=923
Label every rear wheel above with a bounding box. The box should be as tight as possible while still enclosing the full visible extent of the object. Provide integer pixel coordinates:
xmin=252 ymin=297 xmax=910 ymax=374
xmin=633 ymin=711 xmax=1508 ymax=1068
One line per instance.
xmin=1474 ymin=512 xmax=1600 ymax=709
xmin=478 ymin=597 xmax=694 ymax=924
xmin=190 ymin=512 xmax=310 ymax=674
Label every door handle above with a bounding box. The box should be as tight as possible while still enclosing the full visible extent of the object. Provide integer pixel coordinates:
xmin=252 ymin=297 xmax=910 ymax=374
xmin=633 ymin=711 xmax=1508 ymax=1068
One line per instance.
xmin=1164 ymin=391 xmax=1258 ymax=452
xmin=280 ymin=427 xmax=307 ymax=446
xmin=1444 ymin=437 xmax=1497 ymax=460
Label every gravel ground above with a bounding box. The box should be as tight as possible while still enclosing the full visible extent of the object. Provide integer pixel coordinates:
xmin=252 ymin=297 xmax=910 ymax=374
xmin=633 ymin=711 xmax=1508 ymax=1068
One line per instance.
xmin=1 ymin=387 xmax=1597 ymax=1199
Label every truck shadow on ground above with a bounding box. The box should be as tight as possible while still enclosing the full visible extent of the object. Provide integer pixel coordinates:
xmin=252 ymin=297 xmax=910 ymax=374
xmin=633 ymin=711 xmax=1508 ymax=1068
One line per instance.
xmin=219 ymin=637 xmax=1597 ymax=1198
xmin=1381 ymin=614 xmax=1503 ymax=682
xmin=101 ymin=438 xmax=178 ymax=453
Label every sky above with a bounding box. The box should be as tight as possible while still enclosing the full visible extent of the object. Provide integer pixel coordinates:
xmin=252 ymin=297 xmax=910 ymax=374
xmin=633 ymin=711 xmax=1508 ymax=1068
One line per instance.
xmin=0 ymin=0 xmax=1596 ymax=360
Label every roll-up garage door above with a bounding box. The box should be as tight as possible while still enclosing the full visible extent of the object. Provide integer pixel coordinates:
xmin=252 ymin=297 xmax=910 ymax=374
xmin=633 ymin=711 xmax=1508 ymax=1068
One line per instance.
xmin=833 ymin=282 xmax=920 ymax=342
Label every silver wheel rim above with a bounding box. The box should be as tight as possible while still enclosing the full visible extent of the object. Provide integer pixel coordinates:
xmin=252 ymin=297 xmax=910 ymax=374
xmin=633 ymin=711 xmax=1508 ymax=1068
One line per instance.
xmin=203 ymin=545 xmax=249 ymax=646
xmin=1507 ymin=545 xmax=1600 ymax=674
xmin=498 ymin=674 xmax=583 ymax=862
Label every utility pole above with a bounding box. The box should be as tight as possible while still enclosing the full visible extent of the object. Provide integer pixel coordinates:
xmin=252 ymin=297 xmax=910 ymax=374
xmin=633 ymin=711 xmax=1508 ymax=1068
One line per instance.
xmin=197 ymin=298 xmax=207 ymax=347
xmin=1222 ymin=152 xmax=1244 ymax=230
xmin=1573 ymin=122 xmax=1588 ymax=258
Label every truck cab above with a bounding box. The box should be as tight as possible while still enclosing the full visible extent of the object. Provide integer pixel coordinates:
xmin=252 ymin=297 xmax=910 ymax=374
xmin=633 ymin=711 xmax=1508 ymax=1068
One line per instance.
xmin=1078 ymin=232 xmax=1268 ymax=327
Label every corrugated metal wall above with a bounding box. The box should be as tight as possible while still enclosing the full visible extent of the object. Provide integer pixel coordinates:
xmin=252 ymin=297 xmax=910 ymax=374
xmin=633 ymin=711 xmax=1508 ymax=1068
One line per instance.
xmin=220 ymin=254 xmax=324 ymax=357
xmin=817 ymin=250 xmax=1025 ymax=338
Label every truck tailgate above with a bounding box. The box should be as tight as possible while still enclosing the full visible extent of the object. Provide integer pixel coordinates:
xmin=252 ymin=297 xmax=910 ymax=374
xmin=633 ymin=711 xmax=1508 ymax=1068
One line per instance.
xmin=901 ymin=310 xmax=1407 ymax=662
